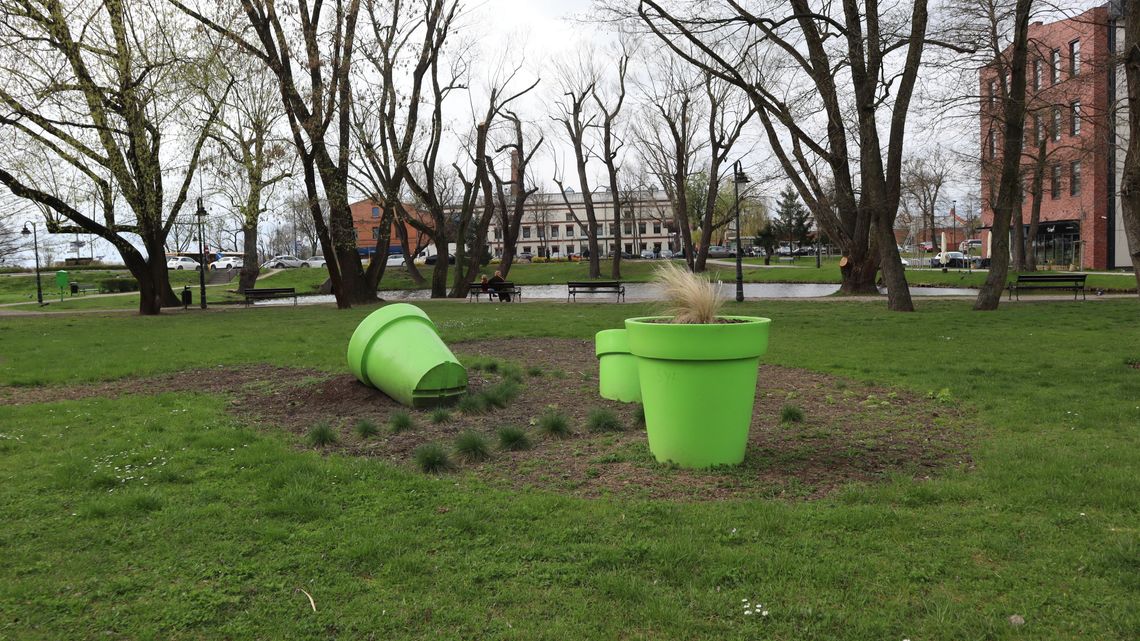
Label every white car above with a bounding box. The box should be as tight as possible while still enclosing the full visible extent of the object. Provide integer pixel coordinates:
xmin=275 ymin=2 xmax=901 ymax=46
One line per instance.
xmin=167 ymin=256 xmax=200 ymax=271
xmin=640 ymin=249 xmax=656 ymax=259
xmin=659 ymin=249 xmax=675 ymax=259
xmin=262 ymin=255 xmax=304 ymax=269
xmin=386 ymin=253 xmax=406 ymax=267
xmin=210 ymin=256 xmax=243 ymax=270
xmin=301 ymin=256 xmax=326 ymax=268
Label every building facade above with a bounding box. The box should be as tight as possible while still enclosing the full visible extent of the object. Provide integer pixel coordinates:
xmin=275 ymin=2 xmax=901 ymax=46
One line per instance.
xmin=348 ymin=199 xmax=431 ymax=256
xmin=979 ymin=5 xmax=1121 ymax=270
xmin=487 ymin=189 xmax=680 ymax=258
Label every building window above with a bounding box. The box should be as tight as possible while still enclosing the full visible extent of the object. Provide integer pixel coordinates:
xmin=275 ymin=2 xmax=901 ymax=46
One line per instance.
xmin=638 ymin=222 xmax=646 ymax=234
xmin=1070 ymin=100 xmax=1081 ymax=136
xmin=579 ymin=224 xmax=588 ymax=235
xmin=550 ymin=225 xmax=558 ymax=238
xmin=565 ymin=245 xmax=573 ymax=255
xmin=522 ymin=226 xmax=531 ymax=239
xmin=988 ymin=130 xmax=996 ymax=159
xmin=1070 ymin=161 xmax=1081 ymax=196
xmin=653 ymin=223 xmax=662 ymax=234
xmin=1033 ymin=115 xmax=1043 ymax=145
xmin=565 ymin=224 xmax=573 ymax=237
xmin=988 ymin=79 xmax=997 ymax=106
xmin=1069 ymin=40 xmax=1080 ymax=76
xmin=564 ymin=212 xmax=573 ymax=222
xmin=1051 ymin=106 xmax=1061 ymax=142
xmin=623 ymin=223 xmax=632 ymax=235
xmin=624 ymin=243 xmax=632 ymax=253
xmin=371 ymin=227 xmax=379 ymax=240
xmin=1050 ymin=49 xmax=1060 ymax=84
xmin=1050 ymin=164 xmax=1061 ymax=199
xmin=1033 ymin=59 xmax=1042 ymax=91
xmin=371 ymin=206 xmax=380 ymax=218
xmin=493 ymin=228 xmax=502 ymax=240
xmin=537 ymin=226 xmax=544 ymax=238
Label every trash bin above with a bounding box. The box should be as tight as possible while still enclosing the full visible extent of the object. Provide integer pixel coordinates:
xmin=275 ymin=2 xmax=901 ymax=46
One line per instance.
xmin=181 ymin=286 xmax=192 ymax=308
xmin=69 ymin=282 xmax=78 ymax=296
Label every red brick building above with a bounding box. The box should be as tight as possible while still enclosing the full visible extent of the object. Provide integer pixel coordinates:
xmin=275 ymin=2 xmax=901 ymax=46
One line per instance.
xmin=348 ymin=199 xmax=431 ymax=257
xmin=980 ymin=5 xmax=1115 ymax=269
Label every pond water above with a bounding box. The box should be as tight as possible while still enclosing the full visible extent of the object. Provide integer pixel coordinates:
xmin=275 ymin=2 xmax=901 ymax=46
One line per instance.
xmin=255 ymin=281 xmax=976 ymax=306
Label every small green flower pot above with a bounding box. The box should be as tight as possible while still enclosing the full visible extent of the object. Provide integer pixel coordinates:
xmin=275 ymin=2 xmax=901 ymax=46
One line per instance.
xmin=624 ymin=316 xmax=770 ymax=468
xmin=595 ymin=329 xmax=641 ymax=403
xmin=347 ymin=303 xmax=467 ymax=407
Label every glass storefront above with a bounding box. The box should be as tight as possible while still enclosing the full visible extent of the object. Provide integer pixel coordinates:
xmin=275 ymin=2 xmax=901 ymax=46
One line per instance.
xmin=1030 ymin=220 xmax=1080 ymax=267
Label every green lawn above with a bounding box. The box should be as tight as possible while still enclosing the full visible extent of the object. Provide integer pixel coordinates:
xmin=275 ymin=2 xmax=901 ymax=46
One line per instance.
xmin=1 ymin=299 xmax=1137 ymax=639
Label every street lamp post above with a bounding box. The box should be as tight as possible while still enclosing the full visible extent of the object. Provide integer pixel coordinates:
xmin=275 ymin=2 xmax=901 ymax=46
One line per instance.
xmin=196 ymin=198 xmax=207 ymax=309
xmin=733 ymin=161 xmax=750 ymax=303
xmin=21 ymin=222 xmax=44 ymax=306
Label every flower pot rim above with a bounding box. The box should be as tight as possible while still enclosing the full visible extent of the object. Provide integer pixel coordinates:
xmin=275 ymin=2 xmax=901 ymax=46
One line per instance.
xmin=625 ymin=315 xmax=771 ymax=326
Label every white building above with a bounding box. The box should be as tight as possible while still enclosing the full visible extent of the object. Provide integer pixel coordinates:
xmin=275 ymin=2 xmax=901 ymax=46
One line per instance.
xmin=488 ymin=188 xmax=680 ymax=258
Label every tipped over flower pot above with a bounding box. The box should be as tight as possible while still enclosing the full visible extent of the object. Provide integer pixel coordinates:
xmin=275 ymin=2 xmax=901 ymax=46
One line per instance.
xmin=347 ymin=303 xmax=467 ymax=407
xmin=625 ymin=264 xmax=770 ymax=468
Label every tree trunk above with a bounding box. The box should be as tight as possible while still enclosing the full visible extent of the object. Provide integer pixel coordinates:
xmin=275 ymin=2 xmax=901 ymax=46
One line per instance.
xmin=1120 ymin=5 xmax=1140 ymax=294
xmin=1025 ymin=141 xmax=1047 ymax=272
xmin=839 ymin=250 xmax=879 ymax=295
xmin=238 ymin=221 xmax=260 ymax=292
xmin=429 ymin=237 xmax=448 ymax=298
xmin=976 ymin=0 xmax=1033 ymax=311
xmin=876 ymin=213 xmax=915 ymax=311
xmin=394 ymin=219 xmax=426 ymax=285
xmin=610 ymin=188 xmax=623 ymax=280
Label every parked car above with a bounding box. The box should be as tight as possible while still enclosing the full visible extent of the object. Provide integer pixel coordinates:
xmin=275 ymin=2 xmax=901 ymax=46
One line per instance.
xmin=263 ymin=255 xmax=304 ymax=268
xmin=210 ymin=256 xmax=242 ymax=270
xmin=424 ymin=254 xmax=455 ymax=265
xmin=919 ymin=241 xmax=935 ymax=252
xmin=385 ymin=253 xmax=405 ymax=267
xmin=932 ymin=251 xmax=970 ymax=268
xmin=640 ymin=249 xmax=657 ymax=259
xmin=517 ymin=252 xmax=534 ymax=262
xmin=959 ymin=238 xmax=983 ymax=253
xmin=793 ymin=246 xmax=816 ymax=256
xmin=658 ymin=249 xmax=675 ymax=259
xmin=707 ymin=245 xmax=730 ymax=258
xmin=899 ymin=257 xmax=910 ymax=268
xmin=167 ymin=256 xmax=200 ymax=271
xmin=301 ymin=256 xmax=326 ymax=268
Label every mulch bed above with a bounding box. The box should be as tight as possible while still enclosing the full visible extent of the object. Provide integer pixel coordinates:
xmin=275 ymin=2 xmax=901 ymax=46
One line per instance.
xmin=1 ymin=339 xmax=974 ymax=501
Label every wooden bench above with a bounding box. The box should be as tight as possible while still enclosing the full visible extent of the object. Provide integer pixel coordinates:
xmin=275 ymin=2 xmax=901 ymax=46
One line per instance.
xmin=244 ymin=287 xmax=298 ymax=305
xmin=567 ymin=280 xmax=625 ymax=302
xmin=1008 ymin=273 xmax=1087 ymax=301
xmin=70 ymin=283 xmax=96 ymax=295
xmin=468 ymin=282 xmax=522 ymax=302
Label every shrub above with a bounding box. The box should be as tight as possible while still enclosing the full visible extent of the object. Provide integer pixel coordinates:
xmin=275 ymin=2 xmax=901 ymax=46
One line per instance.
xmin=587 ymin=408 xmax=623 ymax=433
xmin=780 ymin=404 xmax=805 ymax=423
xmin=99 ymin=278 xmax=140 ymax=293
xmin=413 ymin=443 xmax=453 ymax=473
xmin=498 ymin=426 xmax=531 ymax=451
xmin=537 ymin=407 xmax=572 ymax=438
xmin=307 ymin=422 xmax=338 ymax=447
xmin=389 ymin=411 xmax=414 ymax=433
xmin=482 ymin=379 xmax=520 ymax=409
xmin=653 ymin=261 xmax=724 ymax=324
xmin=458 ymin=394 xmax=488 ymax=415
xmin=354 ymin=419 xmax=379 ymax=438
xmin=455 ymin=431 xmax=491 ymax=462
xmin=430 ymin=408 xmax=452 ymax=424
xmin=499 ymin=363 xmax=524 ymax=383
xmin=526 ymin=366 xmax=545 ymax=378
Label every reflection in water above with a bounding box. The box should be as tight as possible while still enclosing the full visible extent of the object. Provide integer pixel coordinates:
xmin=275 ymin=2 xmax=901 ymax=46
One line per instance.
xmin=256 ymin=281 xmax=976 ymax=306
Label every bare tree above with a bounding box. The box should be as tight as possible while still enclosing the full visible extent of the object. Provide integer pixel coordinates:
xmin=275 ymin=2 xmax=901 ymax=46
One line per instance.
xmin=174 ymin=0 xmax=376 ymax=308
xmin=592 ymin=41 xmax=630 ymax=279
xmin=901 ymin=152 xmax=955 ymax=254
xmin=635 ymin=0 xmax=945 ymax=311
xmin=1120 ymin=1 xmax=1140 ymax=291
xmin=0 ymin=0 xmax=225 ymax=314
xmin=488 ymin=111 xmax=541 ymax=277
xmin=551 ymin=53 xmax=603 ymax=278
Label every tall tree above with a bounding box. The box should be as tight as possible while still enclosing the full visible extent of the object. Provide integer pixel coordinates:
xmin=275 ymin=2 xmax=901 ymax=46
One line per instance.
xmin=488 ymin=111 xmax=541 ymax=278
xmin=552 ymin=53 xmax=603 ymax=278
xmin=635 ymin=0 xmax=937 ymax=311
xmin=174 ymin=0 xmax=374 ymax=308
xmin=591 ymin=41 xmax=630 ymax=279
xmin=0 ymin=0 xmax=224 ymax=315
xmin=1121 ymin=0 xmax=1140 ymax=292
xmin=773 ymin=185 xmax=812 ymax=247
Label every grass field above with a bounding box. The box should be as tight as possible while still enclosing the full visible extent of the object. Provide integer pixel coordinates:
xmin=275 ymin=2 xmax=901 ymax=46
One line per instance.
xmin=1 ymin=298 xmax=1137 ymax=639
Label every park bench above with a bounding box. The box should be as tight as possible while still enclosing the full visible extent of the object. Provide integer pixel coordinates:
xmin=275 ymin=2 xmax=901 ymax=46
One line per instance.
xmin=243 ymin=287 xmax=298 ymax=306
xmin=567 ymin=280 xmax=625 ymax=303
xmin=70 ymin=282 xmax=96 ymax=295
xmin=1007 ymin=273 xmax=1087 ymax=301
xmin=467 ymin=281 xmax=521 ymax=302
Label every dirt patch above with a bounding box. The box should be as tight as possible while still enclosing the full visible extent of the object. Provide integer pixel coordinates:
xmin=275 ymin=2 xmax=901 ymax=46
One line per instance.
xmin=229 ymin=338 xmax=974 ymax=501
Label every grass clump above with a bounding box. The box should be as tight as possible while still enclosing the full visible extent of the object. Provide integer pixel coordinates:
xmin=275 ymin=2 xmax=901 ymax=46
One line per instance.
xmin=413 ymin=443 xmax=453 ymax=474
xmin=458 ymin=393 xmax=488 ymax=415
xmin=497 ymin=426 xmax=531 ymax=451
xmin=354 ymin=419 xmax=380 ymax=438
xmin=389 ymin=411 xmax=415 ymax=433
xmin=430 ymin=408 xmax=452 ymax=424
xmin=455 ymin=431 xmax=492 ymax=463
xmin=306 ymin=422 xmax=338 ymax=447
xmin=654 ymin=261 xmax=724 ymax=324
xmin=537 ymin=407 xmax=572 ymax=438
xmin=500 ymin=362 xmax=525 ymax=382
xmin=780 ymin=404 xmax=805 ymax=423
xmin=482 ymin=379 xmax=520 ymax=409
xmin=526 ymin=366 xmax=545 ymax=377
xmin=633 ymin=403 xmax=646 ymax=426
xmin=586 ymin=408 xmax=624 ymax=433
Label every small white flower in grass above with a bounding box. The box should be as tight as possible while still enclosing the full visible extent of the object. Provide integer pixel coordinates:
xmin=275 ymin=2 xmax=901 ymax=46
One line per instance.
xmin=761 ymin=610 xmax=769 ymax=617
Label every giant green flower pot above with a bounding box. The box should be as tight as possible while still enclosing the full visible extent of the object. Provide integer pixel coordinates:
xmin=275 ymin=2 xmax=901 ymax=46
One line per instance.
xmin=347 ymin=303 xmax=467 ymax=407
xmin=595 ymin=329 xmax=641 ymax=403
xmin=625 ymin=316 xmax=770 ymax=468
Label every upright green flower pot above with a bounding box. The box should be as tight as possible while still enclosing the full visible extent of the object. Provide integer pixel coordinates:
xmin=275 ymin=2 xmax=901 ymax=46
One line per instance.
xmin=347 ymin=303 xmax=467 ymax=407
xmin=595 ymin=329 xmax=641 ymax=403
xmin=625 ymin=316 xmax=770 ymax=468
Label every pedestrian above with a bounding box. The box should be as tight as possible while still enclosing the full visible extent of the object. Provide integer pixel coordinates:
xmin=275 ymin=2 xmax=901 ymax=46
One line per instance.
xmin=487 ymin=270 xmax=510 ymax=302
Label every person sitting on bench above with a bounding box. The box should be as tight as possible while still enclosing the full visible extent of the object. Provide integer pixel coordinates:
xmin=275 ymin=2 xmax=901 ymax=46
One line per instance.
xmin=487 ymin=270 xmax=511 ymax=302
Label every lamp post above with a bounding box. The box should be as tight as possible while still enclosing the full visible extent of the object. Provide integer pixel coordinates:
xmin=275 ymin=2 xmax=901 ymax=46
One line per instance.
xmin=195 ymin=198 xmax=207 ymax=309
xmin=21 ymin=222 xmax=44 ymax=306
xmin=733 ymin=161 xmax=749 ymax=303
